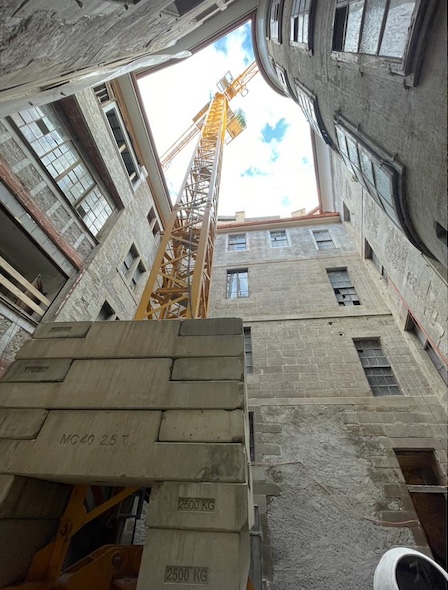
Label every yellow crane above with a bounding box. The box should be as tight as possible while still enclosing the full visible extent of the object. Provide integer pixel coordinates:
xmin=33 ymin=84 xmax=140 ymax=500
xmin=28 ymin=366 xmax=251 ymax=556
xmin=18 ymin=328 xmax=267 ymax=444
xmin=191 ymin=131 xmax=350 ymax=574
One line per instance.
xmin=8 ymin=62 xmax=258 ymax=590
xmin=135 ymin=60 xmax=258 ymax=320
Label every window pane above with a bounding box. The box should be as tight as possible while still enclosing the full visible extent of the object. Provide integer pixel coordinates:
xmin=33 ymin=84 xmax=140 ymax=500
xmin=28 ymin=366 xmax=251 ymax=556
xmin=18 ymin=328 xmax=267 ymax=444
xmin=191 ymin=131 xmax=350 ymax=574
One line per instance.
xmin=380 ymin=0 xmax=416 ymax=58
xmin=270 ymin=230 xmax=288 ymax=247
xmin=373 ymin=162 xmax=394 ymax=205
xmin=344 ymin=0 xmax=364 ymax=52
xmin=360 ymin=148 xmax=375 ymax=184
xmin=336 ymin=128 xmax=348 ymax=156
xmin=359 ymin=0 xmax=388 ymax=54
xmin=302 ymin=12 xmax=309 ymax=43
xmin=228 ymin=234 xmax=247 ymax=251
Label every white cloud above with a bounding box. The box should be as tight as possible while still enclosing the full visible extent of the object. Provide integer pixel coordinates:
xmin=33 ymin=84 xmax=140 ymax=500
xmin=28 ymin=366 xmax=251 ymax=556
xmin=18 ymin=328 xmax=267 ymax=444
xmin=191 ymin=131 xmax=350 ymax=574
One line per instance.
xmin=138 ymin=22 xmax=318 ymax=218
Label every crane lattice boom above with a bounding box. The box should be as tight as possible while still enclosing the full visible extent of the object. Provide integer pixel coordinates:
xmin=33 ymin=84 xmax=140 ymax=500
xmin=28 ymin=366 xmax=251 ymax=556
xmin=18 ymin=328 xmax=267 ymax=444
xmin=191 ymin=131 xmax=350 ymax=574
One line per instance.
xmin=159 ymin=61 xmax=258 ymax=170
xmin=135 ymin=93 xmax=227 ymax=320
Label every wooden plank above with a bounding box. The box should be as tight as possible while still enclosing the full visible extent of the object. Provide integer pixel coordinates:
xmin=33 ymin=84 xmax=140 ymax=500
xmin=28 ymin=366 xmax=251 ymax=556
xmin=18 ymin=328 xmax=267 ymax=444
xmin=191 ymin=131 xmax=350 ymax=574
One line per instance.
xmin=0 ymin=255 xmax=50 ymax=305
xmin=0 ymin=275 xmax=46 ymax=316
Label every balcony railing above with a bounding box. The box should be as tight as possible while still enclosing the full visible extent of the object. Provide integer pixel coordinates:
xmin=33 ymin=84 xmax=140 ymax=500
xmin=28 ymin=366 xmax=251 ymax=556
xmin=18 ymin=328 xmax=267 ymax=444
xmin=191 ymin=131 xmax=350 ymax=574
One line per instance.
xmin=0 ymin=255 xmax=50 ymax=321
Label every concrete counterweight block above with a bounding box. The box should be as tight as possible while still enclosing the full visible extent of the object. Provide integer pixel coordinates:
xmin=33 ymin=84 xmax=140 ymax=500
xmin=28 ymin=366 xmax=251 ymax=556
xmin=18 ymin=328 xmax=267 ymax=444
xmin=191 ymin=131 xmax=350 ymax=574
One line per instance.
xmin=137 ymin=529 xmax=250 ymax=590
xmin=0 ymin=318 xmax=252 ymax=589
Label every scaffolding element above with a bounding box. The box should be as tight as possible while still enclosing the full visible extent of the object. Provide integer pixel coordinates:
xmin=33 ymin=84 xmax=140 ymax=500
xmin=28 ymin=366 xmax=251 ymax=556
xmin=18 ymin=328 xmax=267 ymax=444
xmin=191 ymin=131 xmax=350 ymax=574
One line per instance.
xmin=135 ymin=94 xmax=227 ymax=320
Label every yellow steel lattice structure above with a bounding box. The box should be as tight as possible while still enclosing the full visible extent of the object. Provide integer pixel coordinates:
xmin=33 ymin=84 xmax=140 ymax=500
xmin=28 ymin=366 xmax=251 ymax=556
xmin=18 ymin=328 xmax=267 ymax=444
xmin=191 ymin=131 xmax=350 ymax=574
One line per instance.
xmin=135 ymin=93 xmax=228 ymax=320
xmin=160 ymin=61 xmax=258 ymax=170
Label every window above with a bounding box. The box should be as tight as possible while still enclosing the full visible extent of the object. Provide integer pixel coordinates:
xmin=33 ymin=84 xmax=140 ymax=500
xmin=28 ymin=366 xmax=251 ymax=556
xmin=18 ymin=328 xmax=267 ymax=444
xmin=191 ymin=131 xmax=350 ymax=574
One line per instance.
xmin=270 ymin=230 xmax=288 ymax=248
xmin=365 ymin=240 xmax=388 ymax=280
xmin=332 ymin=0 xmax=416 ymax=59
xmin=148 ymin=207 xmax=161 ymax=238
xmin=395 ymin=450 xmax=447 ymax=569
xmin=121 ymin=245 xmax=145 ymax=291
xmin=327 ymin=268 xmax=360 ymax=306
xmin=312 ymin=229 xmax=335 ymax=250
xmin=354 ymin=338 xmax=401 ymax=395
xmin=335 ymin=118 xmax=404 ymax=229
xmin=290 ymin=0 xmax=311 ymax=47
xmin=434 ymin=222 xmax=447 ymax=245
xmin=248 ymin=411 xmax=255 ymax=462
xmin=294 ymin=80 xmax=333 ymax=145
xmin=94 ymin=83 xmax=113 ymax=104
xmin=103 ymin=103 xmax=140 ymax=186
xmin=226 ymin=269 xmax=249 ymax=298
xmin=405 ymin=313 xmax=448 ymax=386
xmin=269 ymin=0 xmax=282 ymax=42
xmin=274 ymin=64 xmax=290 ymax=96
xmin=342 ymin=203 xmax=351 ymax=223
xmin=244 ymin=327 xmax=253 ymax=374
xmin=228 ymin=234 xmax=247 ymax=251
xmin=96 ymin=301 xmax=117 ymax=321
xmin=10 ymin=106 xmax=115 ymax=236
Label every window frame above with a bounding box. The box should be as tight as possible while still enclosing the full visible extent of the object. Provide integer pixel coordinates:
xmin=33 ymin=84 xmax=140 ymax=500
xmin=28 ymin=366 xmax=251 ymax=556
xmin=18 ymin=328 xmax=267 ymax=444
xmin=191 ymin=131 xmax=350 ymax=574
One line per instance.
xmin=294 ymin=80 xmax=334 ymax=146
xmin=405 ymin=312 xmax=448 ymax=386
xmin=120 ymin=244 xmax=146 ymax=292
xmin=226 ymin=268 xmax=249 ymax=299
xmin=311 ymin=228 xmax=336 ymax=250
xmin=227 ymin=233 xmax=248 ymax=252
xmin=327 ymin=267 xmax=361 ymax=306
xmin=147 ymin=206 xmax=161 ymax=238
xmin=354 ymin=338 xmax=401 ymax=396
xmin=244 ymin=326 xmax=254 ymax=374
xmin=289 ymin=0 xmax=316 ymax=53
xmin=269 ymin=57 xmax=293 ymax=97
xmin=269 ymin=229 xmax=289 ymax=248
xmin=268 ymin=0 xmax=283 ymax=44
xmin=10 ymin=105 xmax=116 ymax=238
xmin=101 ymin=101 xmax=141 ymax=189
xmin=330 ymin=0 xmax=436 ymax=84
xmin=334 ymin=116 xmax=431 ymax=257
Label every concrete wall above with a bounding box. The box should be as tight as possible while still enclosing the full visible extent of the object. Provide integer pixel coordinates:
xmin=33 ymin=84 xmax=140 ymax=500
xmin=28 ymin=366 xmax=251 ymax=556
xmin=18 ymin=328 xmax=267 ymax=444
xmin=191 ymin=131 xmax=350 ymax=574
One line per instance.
xmin=209 ymin=218 xmax=447 ymax=589
xmin=263 ymin=0 xmax=447 ymax=267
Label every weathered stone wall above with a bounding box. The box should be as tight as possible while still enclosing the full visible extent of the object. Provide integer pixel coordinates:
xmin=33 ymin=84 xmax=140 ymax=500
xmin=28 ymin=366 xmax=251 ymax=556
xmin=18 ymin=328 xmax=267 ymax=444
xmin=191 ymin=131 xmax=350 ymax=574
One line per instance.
xmin=332 ymin=152 xmax=447 ymax=403
xmin=0 ymin=90 xmax=162 ymax=374
xmin=209 ymin=219 xmax=447 ymax=589
xmin=267 ymin=0 xmax=447 ymax=266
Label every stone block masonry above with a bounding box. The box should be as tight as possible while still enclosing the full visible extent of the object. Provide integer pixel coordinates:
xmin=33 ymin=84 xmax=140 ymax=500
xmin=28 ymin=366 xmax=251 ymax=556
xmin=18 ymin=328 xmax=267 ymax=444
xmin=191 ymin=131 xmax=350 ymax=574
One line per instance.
xmin=0 ymin=318 xmax=253 ymax=589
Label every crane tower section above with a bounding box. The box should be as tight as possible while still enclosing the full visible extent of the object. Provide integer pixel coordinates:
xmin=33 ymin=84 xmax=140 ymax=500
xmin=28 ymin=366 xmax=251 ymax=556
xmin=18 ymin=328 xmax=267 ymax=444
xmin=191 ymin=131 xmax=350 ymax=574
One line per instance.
xmin=136 ymin=93 xmax=246 ymax=320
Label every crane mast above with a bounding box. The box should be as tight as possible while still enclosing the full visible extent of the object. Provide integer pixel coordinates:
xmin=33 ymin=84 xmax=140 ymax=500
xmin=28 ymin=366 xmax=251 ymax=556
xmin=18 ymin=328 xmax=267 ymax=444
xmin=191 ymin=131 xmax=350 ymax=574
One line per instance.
xmin=135 ymin=93 xmax=227 ymax=320
xmin=135 ymin=61 xmax=258 ymax=320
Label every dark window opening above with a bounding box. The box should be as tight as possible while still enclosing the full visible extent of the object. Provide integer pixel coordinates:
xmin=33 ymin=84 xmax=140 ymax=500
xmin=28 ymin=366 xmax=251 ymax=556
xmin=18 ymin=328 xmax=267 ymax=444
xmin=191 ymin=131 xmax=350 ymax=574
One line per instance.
xmin=395 ymin=450 xmax=447 ymax=569
xmin=333 ymin=5 xmax=348 ymax=51
xmin=148 ymin=207 xmax=160 ymax=238
xmin=434 ymin=222 xmax=447 ymax=245
xmin=244 ymin=326 xmax=253 ymax=374
xmin=248 ymin=411 xmax=255 ymax=462
xmin=97 ymin=301 xmax=117 ymax=321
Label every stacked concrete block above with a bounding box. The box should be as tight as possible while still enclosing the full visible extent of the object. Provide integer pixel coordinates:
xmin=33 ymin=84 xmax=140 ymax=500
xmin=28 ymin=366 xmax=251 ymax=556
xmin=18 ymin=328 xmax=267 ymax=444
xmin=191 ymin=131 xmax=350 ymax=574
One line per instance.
xmin=0 ymin=318 xmax=253 ymax=589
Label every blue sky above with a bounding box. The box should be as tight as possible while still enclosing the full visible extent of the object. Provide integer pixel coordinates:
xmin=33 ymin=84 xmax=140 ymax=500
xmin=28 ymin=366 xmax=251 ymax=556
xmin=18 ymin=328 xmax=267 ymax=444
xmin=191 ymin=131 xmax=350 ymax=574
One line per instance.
xmin=138 ymin=21 xmax=318 ymax=218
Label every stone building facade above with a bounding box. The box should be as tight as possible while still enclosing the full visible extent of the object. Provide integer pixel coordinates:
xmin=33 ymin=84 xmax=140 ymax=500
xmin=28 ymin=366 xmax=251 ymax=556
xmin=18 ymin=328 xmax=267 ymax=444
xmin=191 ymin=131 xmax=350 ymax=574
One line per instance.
xmin=0 ymin=80 xmax=166 ymax=376
xmin=252 ymin=0 xmax=447 ymax=269
xmin=209 ymin=212 xmax=447 ymax=589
